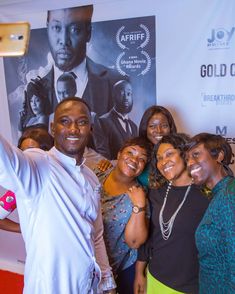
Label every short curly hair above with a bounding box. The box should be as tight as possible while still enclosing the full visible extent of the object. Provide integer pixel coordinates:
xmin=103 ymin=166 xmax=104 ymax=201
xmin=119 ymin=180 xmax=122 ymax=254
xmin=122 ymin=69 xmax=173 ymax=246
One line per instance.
xmin=118 ymin=136 xmax=153 ymax=163
xmin=185 ymin=132 xmax=234 ymax=167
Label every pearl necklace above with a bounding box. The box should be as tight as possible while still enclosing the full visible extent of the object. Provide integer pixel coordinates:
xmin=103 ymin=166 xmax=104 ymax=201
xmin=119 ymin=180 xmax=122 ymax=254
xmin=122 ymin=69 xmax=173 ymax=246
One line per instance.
xmin=159 ymin=182 xmax=192 ymax=240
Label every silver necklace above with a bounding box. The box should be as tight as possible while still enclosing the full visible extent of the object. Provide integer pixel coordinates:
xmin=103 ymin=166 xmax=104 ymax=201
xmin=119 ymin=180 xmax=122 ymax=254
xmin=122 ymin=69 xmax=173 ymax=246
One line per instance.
xmin=159 ymin=182 xmax=192 ymax=240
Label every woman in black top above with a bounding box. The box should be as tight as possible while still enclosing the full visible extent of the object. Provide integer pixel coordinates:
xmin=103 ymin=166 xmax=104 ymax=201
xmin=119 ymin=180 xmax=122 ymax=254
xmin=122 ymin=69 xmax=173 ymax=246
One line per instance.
xmin=134 ymin=133 xmax=209 ymax=294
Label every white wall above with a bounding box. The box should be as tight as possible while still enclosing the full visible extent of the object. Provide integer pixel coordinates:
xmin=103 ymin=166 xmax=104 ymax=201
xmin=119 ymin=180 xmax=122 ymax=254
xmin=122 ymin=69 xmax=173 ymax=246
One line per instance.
xmin=0 ymin=0 xmax=235 ymax=273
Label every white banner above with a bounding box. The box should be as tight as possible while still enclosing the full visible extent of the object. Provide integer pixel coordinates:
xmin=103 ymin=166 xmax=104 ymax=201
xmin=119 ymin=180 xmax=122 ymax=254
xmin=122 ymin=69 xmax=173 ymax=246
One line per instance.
xmin=0 ymin=0 xmax=234 ymax=274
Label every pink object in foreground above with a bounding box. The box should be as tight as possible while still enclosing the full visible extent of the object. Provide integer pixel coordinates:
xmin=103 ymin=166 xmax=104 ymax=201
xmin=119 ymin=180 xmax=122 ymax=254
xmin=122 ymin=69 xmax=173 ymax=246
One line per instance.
xmin=0 ymin=190 xmax=16 ymax=219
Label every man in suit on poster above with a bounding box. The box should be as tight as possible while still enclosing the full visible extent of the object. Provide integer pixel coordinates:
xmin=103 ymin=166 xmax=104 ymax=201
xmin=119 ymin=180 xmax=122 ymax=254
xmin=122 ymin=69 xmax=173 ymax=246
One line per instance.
xmin=30 ymin=4 xmax=125 ymax=118
xmin=56 ymin=72 xmax=77 ymax=101
xmin=98 ymin=80 xmax=138 ymax=160
xmin=25 ymin=4 xmax=128 ymax=154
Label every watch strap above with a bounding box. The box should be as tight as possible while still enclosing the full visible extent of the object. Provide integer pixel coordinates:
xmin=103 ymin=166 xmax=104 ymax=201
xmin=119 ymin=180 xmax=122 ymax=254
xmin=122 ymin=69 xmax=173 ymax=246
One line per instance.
xmin=132 ymin=205 xmax=146 ymax=214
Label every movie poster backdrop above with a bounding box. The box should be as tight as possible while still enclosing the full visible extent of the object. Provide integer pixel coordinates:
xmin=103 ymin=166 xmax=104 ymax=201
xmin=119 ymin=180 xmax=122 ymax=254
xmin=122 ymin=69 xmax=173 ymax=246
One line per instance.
xmin=3 ymin=8 xmax=156 ymax=152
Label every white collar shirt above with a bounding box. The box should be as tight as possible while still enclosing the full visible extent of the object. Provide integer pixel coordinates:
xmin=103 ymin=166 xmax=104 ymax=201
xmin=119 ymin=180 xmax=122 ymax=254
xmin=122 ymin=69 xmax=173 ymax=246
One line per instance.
xmin=0 ymin=136 xmax=114 ymax=294
xmin=113 ymin=109 xmax=131 ymax=134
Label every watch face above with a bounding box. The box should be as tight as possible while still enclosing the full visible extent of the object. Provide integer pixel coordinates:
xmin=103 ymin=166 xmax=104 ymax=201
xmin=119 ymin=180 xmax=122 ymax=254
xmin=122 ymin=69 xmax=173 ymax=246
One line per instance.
xmin=133 ymin=206 xmax=139 ymax=213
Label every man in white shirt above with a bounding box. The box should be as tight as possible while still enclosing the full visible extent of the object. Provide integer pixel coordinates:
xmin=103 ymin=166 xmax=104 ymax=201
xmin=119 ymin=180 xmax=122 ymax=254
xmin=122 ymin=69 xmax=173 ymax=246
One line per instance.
xmin=0 ymin=97 xmax=115 ymax=293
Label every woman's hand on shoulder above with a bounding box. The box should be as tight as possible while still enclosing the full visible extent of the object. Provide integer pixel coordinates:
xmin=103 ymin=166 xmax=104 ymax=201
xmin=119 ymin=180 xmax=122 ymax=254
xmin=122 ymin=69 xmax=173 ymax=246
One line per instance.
xmin=96 ymin=159 xmax=113 ymax=172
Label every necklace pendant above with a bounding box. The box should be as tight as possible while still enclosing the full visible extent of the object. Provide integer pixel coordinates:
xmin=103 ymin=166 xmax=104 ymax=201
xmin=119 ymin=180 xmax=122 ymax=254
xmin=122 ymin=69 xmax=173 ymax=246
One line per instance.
xmin=159 ymin=183 xmax=192 ymax=240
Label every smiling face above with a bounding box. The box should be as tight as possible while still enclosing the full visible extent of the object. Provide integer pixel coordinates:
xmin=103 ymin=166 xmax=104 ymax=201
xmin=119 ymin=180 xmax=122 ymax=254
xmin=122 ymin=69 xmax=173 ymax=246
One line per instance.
xmin=51 ymin=100 xmax=91 ymax=164
xmin=186 ymin=143 xmax=223 ymax=189
xmin=156 ymin=143 xmax=189 ymax=185
xmin=47 ymin=7 xmax=91 ymax=71
xmin=147 ymin=112 xmax=171 ymax=145
xmin=117 ymin=145 xmax=148 ymax=179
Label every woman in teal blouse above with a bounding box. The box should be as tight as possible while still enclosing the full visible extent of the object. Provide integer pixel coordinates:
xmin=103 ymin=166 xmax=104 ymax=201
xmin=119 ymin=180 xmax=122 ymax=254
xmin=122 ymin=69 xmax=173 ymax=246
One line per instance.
xmin=186 ymin=133 xmax=235 ymax=293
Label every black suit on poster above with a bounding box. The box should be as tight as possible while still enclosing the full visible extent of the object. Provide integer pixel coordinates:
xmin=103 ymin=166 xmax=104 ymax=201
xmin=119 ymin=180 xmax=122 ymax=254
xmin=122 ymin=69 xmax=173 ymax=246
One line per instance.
xmin=30 ymin=58 xmax=126 ymax=117
xmin=98 ymin=108 xmax=138 ymax=160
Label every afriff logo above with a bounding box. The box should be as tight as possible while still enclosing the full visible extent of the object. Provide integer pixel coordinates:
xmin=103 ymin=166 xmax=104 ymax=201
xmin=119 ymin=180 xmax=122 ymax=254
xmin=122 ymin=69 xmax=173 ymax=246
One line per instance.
xmin=216 ymin=126 xmax=235 ymax=144
xmin=207 ymin=27 xmax=235 ymax=49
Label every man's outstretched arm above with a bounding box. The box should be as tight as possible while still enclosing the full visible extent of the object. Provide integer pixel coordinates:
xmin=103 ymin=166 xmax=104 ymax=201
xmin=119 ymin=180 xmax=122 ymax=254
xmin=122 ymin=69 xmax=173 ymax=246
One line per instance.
xmin=0 ymin=134 xmax=47 ymax=197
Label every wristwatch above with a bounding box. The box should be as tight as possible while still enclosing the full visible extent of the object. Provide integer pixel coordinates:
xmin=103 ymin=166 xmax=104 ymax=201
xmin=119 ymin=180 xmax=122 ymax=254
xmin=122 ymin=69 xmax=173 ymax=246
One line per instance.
xmin=132 ymin=205 xmax=146 ymax=214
